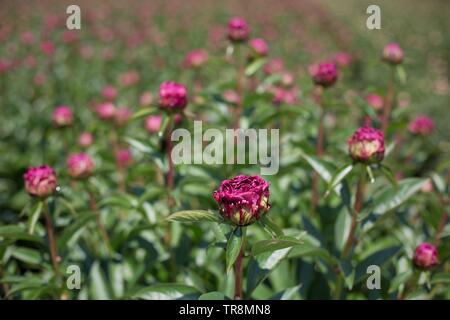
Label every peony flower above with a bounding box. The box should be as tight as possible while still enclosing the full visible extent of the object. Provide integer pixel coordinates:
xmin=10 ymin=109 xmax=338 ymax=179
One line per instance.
xmin=67 ymin=153 xmax=95 ymax=179
xmin=310 ymin=62 xmax=338 ymax=88
xmin=334 ymin=52 xmax=352 ymax=68
xmin=140 ymin=91 xmax=153 ymax=106
xmin=249 ymin=38 xmax=268 ymax=58
xmin=95 ymin=102 xmax=116 ymax=120
xmin=114 ymin=107 xmax=132 ymax=127
xmin=23 ymin=165 xmax=57 ymax=198
xmin=183 ymin=49 xmax=209 ymax=68
xmin=382 ymin=43 xmax=404 ymax=65
xmin=78 ymin=132 xmax=93 ymax=148
xmin=115 ymin=149 xmax=133 ymax=168
xmin=158 ymin=81 xmax=188 ymax=111
xmin=408 ymin=116 xmax=434 ymax=135
xmin=227 ymin=17 xmax=250 ymax=42
xmin=213 ymin=175 xmax=270 ymax=226
xmin=348 ymin=126 xmax=385 ymax=164
xmin=40 ymin=40 xmax=55 ymax=56
xmin=263 ymin=58 xmax=284 ymax=75
xmin=101 ymin=85 xmax=117 ymax=101
xmin=365 ymin=94 xmax=384 ymax=111
xmin=52 ymin=106 xmax=73 ymax=127
xmin=413 ymin=243 xmax=439 ymax=270
xmin=145 ymin=115 xmax=163 ymax=133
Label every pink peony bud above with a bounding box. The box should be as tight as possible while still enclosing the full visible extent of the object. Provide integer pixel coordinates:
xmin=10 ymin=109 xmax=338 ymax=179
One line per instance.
xmin=365 ymin=94 xmax=384 ymax=111
xmin=119 ymin=70 xmax=140 ymax=87
xmin=21 ymin=31 xmax=35 ymax=45
xmin=334 ymin=52 xmax=352 ymax=68
xmin=213 ymin=175 xmax=271 ymax=226
xmin=408 ymin=116 xmax=434 ymax=135
xmin=140 ymin=91 xmax=153 ymax=106
xmin=145 ymin=115 xmax=163 ymax=133
xmin=95 ymin=102 xmax=116 ymax=120
xmin=23 ymin=165 xmax=57 ymax=198
xmin=249 ymin=38 xmax=268 ymax=57
xmin=101 ymin=85 xmax=117 ymax=101
xmin=158 ymin=81 xmax=188 ymax=111
xmin=67 ymin=153 xmax=95 ymax=179
xmin=382 ymin=43 xmax=404 ymax=65
xmin=114 ymin=107 xmax=132 ymax=127
xmin=115 ymin=149 xmax=133 ymax=168
xmin=413 ymin=243 xmax=439 ymax=270
xmin=227 ymin=17 xmax=250 ymax=42
xmin=78 ymin=132 xmax=94 ymax=148
xmin=40 ymin=40 xmax=55 ymax=56
xmin=348 ymin=126 xmax=385 ymax=164
xmin=311 ymin=62 xmax=338 ymax=88
xmin=52 ymin=106 xmax=73 ymax=127
xmin=263 ymin=58 xmax=284 ymax=75
xmin=183 ymin=49 xmax=209 ymax=68
xmin=222 ymin=89 xmax=240 ymax=105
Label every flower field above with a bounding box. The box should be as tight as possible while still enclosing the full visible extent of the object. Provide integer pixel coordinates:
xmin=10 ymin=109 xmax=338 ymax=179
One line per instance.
xmin=0 ymin=0 xmax=449 ymax=300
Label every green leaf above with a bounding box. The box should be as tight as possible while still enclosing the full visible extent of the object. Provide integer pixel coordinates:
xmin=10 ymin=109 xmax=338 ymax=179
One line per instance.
xmin=271 ymin=285 xmax=302 ymax=300
xmin=361 ymin=178 xmax=428 ymax=220
xmin=339 ymin=260 xmax=355 ymax=290
xmin=354 ymin=246 xmax=401 ymax=283
xmin=259 ymin=215 xmax=284 ymax=237
xmin=158 ymin=115 xmax=170 ymax=138
xmin=325 ymin=164 xmax=353 ymax=197
xmin=166 ymin=210 xmax=221 ymax=223
xmin=226 ymin=227 xmax=243 ymax=273
xmin=389 ymin=270 xmax=413 ymax=293
xmin=334 ymin=210 xmax=351 ymax=251
xmin=430 ymin=172 xmax=445 ymax=194
xmin=131 ymin=107 xmax=155 ymax=120
xmin=366 ymin=165 xmax=375 ymax=184
xmin=245 ymin=58 xmax=267 ymax=76
xmin=246 ymin=246 xmax=293 ymax=295
xmin=380 ymin=165 xmax=397 ymax=187
xmin=198 ymin=291 xmax=226 ymax=300
xmin=396 ymin=65 xmax=407 ymax=84
xmin=251 ymin=236 xmax=304 ymax=256
xmin=90 ymin=261 xmax=111 ymax=300
xmin=28 ymin=201 xmax=43 ymax=235
xmin=124 ymin=137 xmax=157 ymax=154
xmin=58 ymin=213 xmax=96 ymax=251
xmin=132 ymin=284 xmax=199 ymax=300
xmin=0 ymin=226 xmax=43 ymax=244
xmin=11 ymin=247 xmax=42 ymax=265
xmin=431 ymin=273 xmax=450 ymax=285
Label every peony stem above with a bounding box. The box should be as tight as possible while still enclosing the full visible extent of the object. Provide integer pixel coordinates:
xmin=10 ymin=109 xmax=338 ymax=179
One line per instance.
xmin=311 ymin=87 xmax=325 ymax=215
xmin=43 ymin=199 xmax=60 ymax=277
xmin=233 ymin=44 xmax=245 ymax=129
xmin=234 ymin=230 xmax=246 ymax=300
xmin=165 ymin=116 xmax=175 ymax=209
xmin=381 ymin=69 xmax=395 ymax=133
xmin=342 ymin=169 xmax=366 ymax=258
xmin=87 ymin=189 xmax=113 ymax=256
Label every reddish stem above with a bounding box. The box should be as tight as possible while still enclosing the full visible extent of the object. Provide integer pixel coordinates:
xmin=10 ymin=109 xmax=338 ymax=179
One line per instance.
xmin=43 ymin=200 xmax=60 ymax=277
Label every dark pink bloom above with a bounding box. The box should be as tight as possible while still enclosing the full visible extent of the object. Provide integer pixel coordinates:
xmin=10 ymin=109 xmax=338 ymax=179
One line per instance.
xmin=413 ymin=243 xmax=439 ymax=270
xmin=67 ymin=153 xmax=95 ymax=179
xmin=40 ymin=41 xmax=55 ymax=56
xmin=271 ymin=87 xmax=297 ymax=106
xmin=264 ymin=58 xmax=284 ymax=75
xmin=249 ymin=38 xmax=268 ymax=57
xmin=23 ymin=165 xmax=57 ymax=198
xmin=348 ymin=126 xmax=385 ymax=164
xmin=101 ymin=85 xmax=117 ymax=101
xmin=115 ymin=149 xmax=133 ymax=168
xmin=334 ymin=52 xmax=352 ymax=68
xmin=382 ymin=43 xmax=404 ymax=65
xmin=95 ymin=102 xmax=116 ymax=120
xmin=213 ymin=175 xmax=270 ymax=226
xmin=408 ymin=116 xmax=434 ymax=135
xmin=114 ymin=107 xmax=132 ymax=127
xmin=365 ymin=94 xmax=384 ymax=111
xmin=52 ymin=106 xmax=73 ymax=127
xmin=140 ymin=91 xmax=153 ymax=106
xmin=183 ymin=49 xmax=209 ymax=68
xmin=159 ymin=81 xmax=188 ymax=111
xmin=78 ymin=132 xmax=94 ymax=148
xmin=311 ymin=62 xmax=338 ymax=88
xmin=145 ymin=115 xmax=163 ymax=133
xmin=227 ymin=17 xmax=250 ymax=42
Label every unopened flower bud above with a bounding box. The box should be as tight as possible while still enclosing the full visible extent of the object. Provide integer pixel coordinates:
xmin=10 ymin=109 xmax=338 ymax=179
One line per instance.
xmin=213 ymin=175 xmax=270 ymax=226
xmin=95 ymin=102 xmax=116 ymax=120
xmin=365 ymin=94 xmax=384 ymax=111
xmin=227 ymin=17 xmax=250 ymax=43
xmin=382 ymin=43 xmax=404 ymax=65
xmin=145 ymin=115 xmax=163 ymax=133
xmin=67 ymin=153 xmax=95 ymax=179
xmin=159 ymin=81 xmax=188 ymax=111
xmin=52 ymin=106 xmax=73 ymax=127
xmin=23 ymin=165 xmax=57 ymax=198
xmin=249 ymin=38 xmax=268 ymax=58
xmin=78 ymin=132 xmax=93 ymax=148
xmin=413 ymin=242 xmax=439 ymax=270
xmin=408 ymin=116 xmax=434 ymax=135
xmin=348 ymin=126 xmax=385 ymax=164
